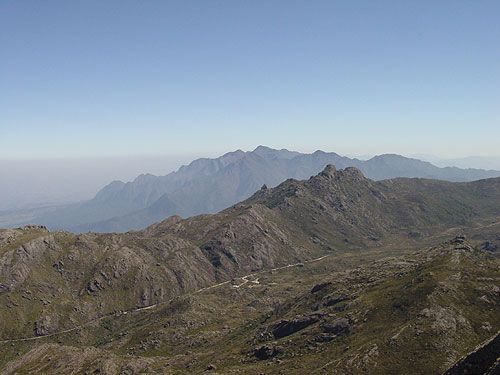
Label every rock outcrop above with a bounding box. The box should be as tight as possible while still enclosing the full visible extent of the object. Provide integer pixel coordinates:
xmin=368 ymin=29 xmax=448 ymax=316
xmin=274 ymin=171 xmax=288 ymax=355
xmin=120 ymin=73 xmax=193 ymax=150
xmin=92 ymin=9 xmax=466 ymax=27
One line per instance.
xmin=272 ymin=315 xmax=319 ymax=339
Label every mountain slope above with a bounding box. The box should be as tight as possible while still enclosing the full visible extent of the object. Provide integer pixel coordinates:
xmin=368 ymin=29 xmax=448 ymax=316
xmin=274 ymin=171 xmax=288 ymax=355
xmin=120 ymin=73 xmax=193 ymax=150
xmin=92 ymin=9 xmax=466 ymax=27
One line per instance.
xmin=1 ymin=227 xmax=499 ymax=374
xmin=1 ymin=167 xmax=499 ymax=342
xmin=0 ymin=167 xmax=499 ymax=373
xmin=26 ymin=146 xmax=500 ymax=233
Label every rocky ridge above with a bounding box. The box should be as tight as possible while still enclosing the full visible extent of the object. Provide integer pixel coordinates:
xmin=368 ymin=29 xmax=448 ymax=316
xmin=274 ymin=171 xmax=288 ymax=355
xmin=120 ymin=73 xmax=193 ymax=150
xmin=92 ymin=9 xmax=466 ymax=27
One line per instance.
xmin=23 ymin=146 xmax=500 ymax=233
xmin=0 ymin=167 xmax=499 ymax=373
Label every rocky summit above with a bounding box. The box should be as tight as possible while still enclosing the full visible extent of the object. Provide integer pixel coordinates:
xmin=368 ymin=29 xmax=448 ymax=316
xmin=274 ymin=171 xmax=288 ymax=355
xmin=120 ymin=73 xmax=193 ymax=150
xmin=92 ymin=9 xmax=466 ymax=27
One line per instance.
xmin=12 ymin=146 xmax=500 ymax=233
xmin=0 ymin=166 xmax=499 ymax=374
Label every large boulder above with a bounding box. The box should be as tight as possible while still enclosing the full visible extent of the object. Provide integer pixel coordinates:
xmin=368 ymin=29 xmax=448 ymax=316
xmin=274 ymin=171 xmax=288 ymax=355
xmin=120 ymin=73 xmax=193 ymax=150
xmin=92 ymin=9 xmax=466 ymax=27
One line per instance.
xmin=34 ymin=315 xmax=59 ymax=336
xmin=323 ymin=294 xmax=349 ymax=307
xmin=322 ymin=318 xmax=351 ymax=336
xmin=254 ymin=344 xmax=284 ymax=360
xmin=310 ymin=282 xmax=332 ymax=293
xmin=272 ymin=315 xmax=319 ymax=339
xmin=481 ymin=241 xmax=498 ymax=252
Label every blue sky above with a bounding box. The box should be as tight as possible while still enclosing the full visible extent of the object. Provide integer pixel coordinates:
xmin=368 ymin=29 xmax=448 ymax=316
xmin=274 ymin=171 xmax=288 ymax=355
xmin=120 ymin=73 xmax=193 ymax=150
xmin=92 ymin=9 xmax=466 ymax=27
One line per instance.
xmin=1 ymin=1 xmax=499 ymax=159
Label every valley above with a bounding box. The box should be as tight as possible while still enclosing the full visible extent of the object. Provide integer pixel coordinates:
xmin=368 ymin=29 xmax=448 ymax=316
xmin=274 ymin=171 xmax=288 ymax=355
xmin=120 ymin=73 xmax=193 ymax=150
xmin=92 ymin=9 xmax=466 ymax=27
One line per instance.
xmin=4 ymin=2 xmax=499 ymax=373
xmin=0 ymin=166 xmax=499 ymax=374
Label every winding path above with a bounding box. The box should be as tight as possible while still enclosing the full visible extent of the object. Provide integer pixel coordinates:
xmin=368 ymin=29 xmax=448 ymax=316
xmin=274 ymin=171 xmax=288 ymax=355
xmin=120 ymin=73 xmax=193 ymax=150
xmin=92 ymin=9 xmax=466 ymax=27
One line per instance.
xmin=0 ymin=253 xmax=332 ymax=344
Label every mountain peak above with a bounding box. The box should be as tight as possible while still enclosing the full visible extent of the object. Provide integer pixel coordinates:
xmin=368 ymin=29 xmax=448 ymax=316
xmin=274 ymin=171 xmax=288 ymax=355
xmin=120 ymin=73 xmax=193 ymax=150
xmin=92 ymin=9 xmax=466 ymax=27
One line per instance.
xmin=134 ymin=173 xmax=157 ymax=183
xmin=342 ymin=166 xmax=365 ymax=179
xmin=222 ymin=149 xmax=245 ymax=157
xmin=318 ymin=165 xmax=365 ymax=180
xmin=319 ymin=164 xmax=337 ymax=178
xmin=313 ymin=150 xmax=327 ymax=155
xmin=252 ymin=145 xmax=300 ymax=160
xmin=253 ymin=145 xmax=274 ymax=153
xmin=39 ymin=147 xmax=500 ymax=233
xmin=371 ymin=154 xmax=415 ymax=162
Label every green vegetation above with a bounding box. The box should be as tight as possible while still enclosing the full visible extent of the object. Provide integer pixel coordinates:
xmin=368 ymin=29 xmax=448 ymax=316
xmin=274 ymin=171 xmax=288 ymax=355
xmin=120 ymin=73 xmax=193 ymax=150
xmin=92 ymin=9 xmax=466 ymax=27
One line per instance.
xmin=0 ymin=167 xmax=499 ymax=373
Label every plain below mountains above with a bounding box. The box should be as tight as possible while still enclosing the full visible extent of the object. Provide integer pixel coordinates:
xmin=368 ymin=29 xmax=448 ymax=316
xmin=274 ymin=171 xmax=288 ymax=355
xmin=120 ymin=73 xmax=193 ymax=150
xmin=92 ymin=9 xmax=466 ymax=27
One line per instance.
xmin=23 ymin=146 xmax=500 ymax=233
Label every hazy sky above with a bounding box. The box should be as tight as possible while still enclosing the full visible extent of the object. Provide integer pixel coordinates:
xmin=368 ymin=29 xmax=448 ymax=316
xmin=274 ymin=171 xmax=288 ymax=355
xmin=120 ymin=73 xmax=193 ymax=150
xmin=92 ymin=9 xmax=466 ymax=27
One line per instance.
xmin=0 ymin=155 xmax=197 ymax=210
xmin=1 ymin=1 xmax=499 ymax=159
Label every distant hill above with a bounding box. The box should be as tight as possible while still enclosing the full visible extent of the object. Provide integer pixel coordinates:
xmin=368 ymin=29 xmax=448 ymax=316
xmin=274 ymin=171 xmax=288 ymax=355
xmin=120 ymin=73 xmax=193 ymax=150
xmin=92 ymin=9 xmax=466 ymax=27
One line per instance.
xmin=1 ymin=166 xmax=499 ymax=373
xmin=413 ymin=154 xmax=500 ymax=170
xmin=27 ymin=146 xmax=500 ymax=232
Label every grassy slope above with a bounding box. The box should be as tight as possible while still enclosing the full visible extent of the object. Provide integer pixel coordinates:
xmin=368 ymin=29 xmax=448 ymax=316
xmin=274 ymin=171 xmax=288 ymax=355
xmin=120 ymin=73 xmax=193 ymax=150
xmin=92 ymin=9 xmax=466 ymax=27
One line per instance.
xmin=0 ymin=170 xmax=499 ymax=373
xmin=1 ymin=228 xmax=498 ymax=374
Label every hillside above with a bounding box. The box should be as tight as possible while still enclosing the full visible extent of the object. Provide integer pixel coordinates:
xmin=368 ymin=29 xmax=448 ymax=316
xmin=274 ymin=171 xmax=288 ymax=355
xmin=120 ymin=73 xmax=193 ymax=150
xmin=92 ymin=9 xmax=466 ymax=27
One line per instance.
xmin=22 ymin=146 xmax=500 ymax=233
xmin=0 ymin=167 xmax=499 ymax=373
xmin=1 ymin=228 xmax=498 ymax=374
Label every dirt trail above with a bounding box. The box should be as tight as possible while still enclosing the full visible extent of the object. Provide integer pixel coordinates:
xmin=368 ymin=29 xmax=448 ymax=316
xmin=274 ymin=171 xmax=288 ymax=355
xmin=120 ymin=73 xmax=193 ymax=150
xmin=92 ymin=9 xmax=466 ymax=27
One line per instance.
xmin=0 ymin=253 xmax=332 ymax=344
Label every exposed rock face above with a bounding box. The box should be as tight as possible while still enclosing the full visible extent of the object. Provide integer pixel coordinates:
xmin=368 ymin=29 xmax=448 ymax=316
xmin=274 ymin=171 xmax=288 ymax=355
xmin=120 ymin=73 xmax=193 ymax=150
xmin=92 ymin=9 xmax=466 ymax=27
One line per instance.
xmin=26 ymin=146 xmax=500 ymax=234
xmin=0 ymin=168 xmax=499 ymax=374
xmin=482 ymin=241 xmax=498 ymax=252
xmin=272 ymin=316 xmax=319 ymax=339
xmin=315 ymin=333 xmax=336 ymax=342
xmin=0 ymin=229 xmax=20 ymax=247
xmin=0 ymin=235 xmax=61 ymax=289
xmin=319 ymin=164 xmax=337 ymax=178
xmin=0 ymin=229 xmax=499 ymax=374
xmin=34 ymin=315 xmax=59 ymax=336
xmin=22 ymin=225 xmax=48 ymax=231
xmin=310 ymin=282 xmax=332 ymax=293
xmin=254 ymin=344 xmax=284 ymax=360
xmin=450 ymin=235 xmax=466 ymax=245
xmin=444 ymin=332 xmax=500 ymax=375
xmin=0 ymin=168 xmax=498 ymax=343
xmin=205 ymin=363 xmax=217 ymax=371
xmin=200 ymin=240 xmax=238 ymax=268
xmin=322 ymin=318 xmax=351 ymax=336
xmin=323 ymin=294 xmax=349 ymax=307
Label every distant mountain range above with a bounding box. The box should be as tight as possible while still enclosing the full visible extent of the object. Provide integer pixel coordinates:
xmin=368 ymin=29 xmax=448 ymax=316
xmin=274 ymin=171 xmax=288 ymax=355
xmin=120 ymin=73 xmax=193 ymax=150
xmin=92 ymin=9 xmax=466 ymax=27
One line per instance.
xmin=21 ymin=146 xmax=500 ymax=232
xmin=412 ymin=154 xmax=500 ymax=170
xmin=1 ymin=165 xmax=499 ymax=373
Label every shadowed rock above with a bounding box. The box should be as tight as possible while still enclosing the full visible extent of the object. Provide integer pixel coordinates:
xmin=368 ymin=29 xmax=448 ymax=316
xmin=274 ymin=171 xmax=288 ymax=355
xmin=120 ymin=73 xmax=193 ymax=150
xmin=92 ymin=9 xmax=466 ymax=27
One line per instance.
xmin=254 ymin=344 xmax=284 ymax=360
xmin=272 ymin=316 xmax=319 ymax=339
xmin=322 ymin=318 xmax=351 ymax=336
